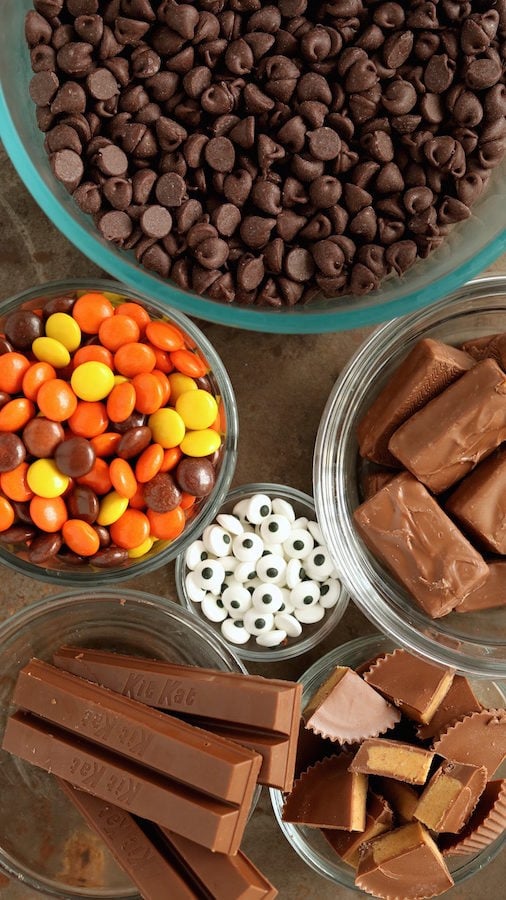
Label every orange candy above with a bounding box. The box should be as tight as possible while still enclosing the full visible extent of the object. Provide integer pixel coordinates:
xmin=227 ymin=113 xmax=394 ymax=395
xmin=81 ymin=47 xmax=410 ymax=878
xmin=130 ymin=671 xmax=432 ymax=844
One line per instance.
xmin=109 ymin=458 xmax=138 ymax=499
xmin=147 ymin=505 xmax=185 ymax=541
xmin=180 ymin=492 xmax=196 ymax=511
xmin=30 ymin=496 xmax=68 ymax=533
xmin=0 ymin=352 xmax=32 ymax=394
xmin=91 ymin=432 xmax=122 ymax=458
xmin=76 ymin=457 xmax=112 ymax=495
xmin=62 ymin=519 xmax=100 ymax=556
xmin=99 ymin=315 xmax=140 ymax=351
xmin=37 ymin=379 xmax=77 ymax=422
xmin=151 ymin=370 xmax=171 ymax=406
xmin=0 ymin=496 xmax=15 ymax=532
xmin=72 ymin=292 xmax=114 ymax=334
xmin=114 ymin=302 xmax=151 ymax=334
xmin=128 ymin=482 xmax=146 ymax=510
xmin=68 ymin=401 xmax=108 ymax=438
xmin=145 ymin=320 xmax=185 ymax=352
xmin=170 ymin=348 xmax=208 ymax=378
xmin=114 ymin=342 xmax=156 ymax=377
xmin=135 ymin=443 xmax=164 ymax=483
xmin=0 ymin=462 xmax=33 ymax=502
xmin=107 ymin=381 xmax=136 ymax=423
xmin=160 ymin=446 xmax=183 ymax=472
xmin=152 ymin=347 xmax=174 ymax=374
xmin=0 ymin=398 xmax=35 ymax=432
xmin=73 ymin=344 xmax=114 ymax=370
xmin=110 ymin=508 xmax=150 ymax=549
xmin=132 ymin=372 xmax=165 ymax=415
xmin=22 ymin=362 xmax=56 ymax=401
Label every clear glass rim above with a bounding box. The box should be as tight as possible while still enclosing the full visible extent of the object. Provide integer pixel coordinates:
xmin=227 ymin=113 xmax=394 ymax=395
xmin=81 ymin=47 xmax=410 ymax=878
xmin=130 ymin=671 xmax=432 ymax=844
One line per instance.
xmin=314 ymin=275 xmax=506 ymax=678
xmin=270 ymin=634 xmax=506 ymax=892
xmin=2 ymin=82 xmax=506 ymax=334
xmin=0 ymin=278 xmax=238 ymax=585
xmin=175 ymin=481 xmax=349 ymax=662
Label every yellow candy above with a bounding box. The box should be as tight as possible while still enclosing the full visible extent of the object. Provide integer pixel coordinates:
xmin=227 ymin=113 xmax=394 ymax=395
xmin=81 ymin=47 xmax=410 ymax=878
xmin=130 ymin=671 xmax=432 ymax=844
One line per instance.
xmin=128 ymin=536 xmax=155 ymax=558
xmin=167 ymin=373 xmax=197 ymax=401
xmin=113 ymin=375 xmax=128 ymax=386
xmin=175 ymin=389 xmax=218 ymax=430
xmin=148 ymin=408 xmax=186 ymax=448
xmin=180 ymin=428 xmax=221 ymax=457
xmin=27 ymin=459 xmax=69 ymax=498
xmin=97 ymin=491 xmax=129 ymax=526
xmin=71 ymin=361 xmax=115 ymax=401
xmin=32 ymin=336 xmax=70 ymax=368
xmin=45 ymin=313 xmax=81 ymax=352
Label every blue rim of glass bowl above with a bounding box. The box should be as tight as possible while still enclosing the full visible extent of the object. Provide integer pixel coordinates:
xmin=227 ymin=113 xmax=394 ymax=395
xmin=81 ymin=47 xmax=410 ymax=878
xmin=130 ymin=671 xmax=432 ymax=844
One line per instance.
xmin=2 ymin=85 xmax=506 ymax=335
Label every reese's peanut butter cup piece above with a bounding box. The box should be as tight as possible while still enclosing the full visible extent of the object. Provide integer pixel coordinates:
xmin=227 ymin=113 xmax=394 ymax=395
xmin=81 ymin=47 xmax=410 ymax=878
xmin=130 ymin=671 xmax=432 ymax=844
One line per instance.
xmin=322 ymin=792 xmax=393 ymax=869
xmin=349 ymin=738 xmax=434 ymax=786
xmin=417 ymin=676 xmax=482 ymax=741
xmin=304 ymin=666 xmax=401 ymax=744
xmin=440 ymin=780 xmax=506 ymax=856
xmin=433 ymin=709 xmax=506 ymax=778
xmin=282 ymin=754 xmax=367 ymax=832
xmin=414 ymin=760 xmax=487 ymax=834
xmin=373 ymin=779 xmax=420 ymax=825
xmin=363 ymin=649 xmax=455 ymax=725
xmin=355 ymin=822 xmax=454 ymax=900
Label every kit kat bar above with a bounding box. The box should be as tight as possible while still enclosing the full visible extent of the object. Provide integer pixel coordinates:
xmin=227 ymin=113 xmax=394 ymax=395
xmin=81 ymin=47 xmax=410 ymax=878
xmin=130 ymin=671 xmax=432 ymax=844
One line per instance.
xmin=53 ymin=647 xmax=302 ymax=736
xmin=2 ymin=713 xmax=245 ymax=854
xmin=57 ymin=780 xmax=198 ymax=900
xmin=159 ymin=829 xmax=278 ymax=900
xmin=13 ymin=659 xmax=261 ymax=807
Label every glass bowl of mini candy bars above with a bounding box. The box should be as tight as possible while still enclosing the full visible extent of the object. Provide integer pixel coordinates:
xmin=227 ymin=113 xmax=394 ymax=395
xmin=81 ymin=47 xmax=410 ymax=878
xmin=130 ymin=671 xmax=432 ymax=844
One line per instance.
xmin=0 ymin=279 xmax=237 ymax=584
xmin=2 ymin=1 xmax=506 ymax=333
xmin=315 ymin=275 xmax=506 ymax=679
xmin=271 ymin=633 xmax=506 ymax=899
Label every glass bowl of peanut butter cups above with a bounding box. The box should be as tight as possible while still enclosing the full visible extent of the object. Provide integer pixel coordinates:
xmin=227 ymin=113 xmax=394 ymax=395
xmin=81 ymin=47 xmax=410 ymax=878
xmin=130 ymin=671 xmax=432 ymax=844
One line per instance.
xmin=2 ymin=2 xmax=506 ymax=332
xmin=271 ymin=633 xmax=506 ymax=898
xmin=314 ymin=274 xmax=506 ymax=679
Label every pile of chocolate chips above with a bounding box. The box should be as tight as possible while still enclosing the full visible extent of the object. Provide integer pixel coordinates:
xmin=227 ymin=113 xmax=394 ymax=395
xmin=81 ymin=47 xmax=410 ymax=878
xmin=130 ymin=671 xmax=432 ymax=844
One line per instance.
xmin=25 ymin=1 xmax=506 ymax=306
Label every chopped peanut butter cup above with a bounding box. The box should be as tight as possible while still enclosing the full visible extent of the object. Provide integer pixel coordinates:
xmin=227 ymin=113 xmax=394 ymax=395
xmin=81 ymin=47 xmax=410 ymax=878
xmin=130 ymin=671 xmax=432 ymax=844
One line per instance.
xmin=282 ymin=754 xmax=367 ymax=832
xmin=363 ymin=649 xmax=455 ymax=725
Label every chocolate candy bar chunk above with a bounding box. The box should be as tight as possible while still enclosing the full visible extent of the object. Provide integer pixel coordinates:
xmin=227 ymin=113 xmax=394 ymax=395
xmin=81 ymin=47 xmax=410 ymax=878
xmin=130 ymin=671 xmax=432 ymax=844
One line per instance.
xmin=355 ymin=822 xmax=454 ymax=900
xmin=349 ymin=739 xmax=434 ymax=786
xmin=446 ymin=451 xmax=506 ymax=554
xmin=374 ymin=780 xmax=420 ymax=825
xmin=388 ymin=359 xmax=506 ymax=494
xmin=414 ymin=761 xmax=487 ymax=834
xmin=357 ymin=339 xmax=474 ymax=467
xmin=439 ymin=780 xmax=506 ymax=856
xmin=456 ymin=562 xmax=506 ymax=613
xmin=363 ymin=649 xmax=454 ymax=725
xmin=462 ymin=333 xmax=506 ymax=368
xmin=433 ymin=710 xmax=506 ymax=779
xmin=322 ymin=792 xmax=393 ymax=869
xmin=282 ymin=754 xmax=367 ymax=832
xmin=354 ymin=473 xmax=488 ymax=618
xmin=57 ymin=780 xmax=198 ymax=900
xmin=417 ymin=676 xmax=482 ymax=742
xmin=303 ymin=665 xmax=400 ymax=744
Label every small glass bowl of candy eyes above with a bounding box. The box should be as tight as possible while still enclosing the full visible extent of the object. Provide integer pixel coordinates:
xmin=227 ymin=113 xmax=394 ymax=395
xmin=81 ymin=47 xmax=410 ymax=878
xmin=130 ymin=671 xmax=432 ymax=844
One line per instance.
xmin=0 ymin=279 xmax=237 ymax=585
xmin=175 ymin=483 xmax=349 ymax=662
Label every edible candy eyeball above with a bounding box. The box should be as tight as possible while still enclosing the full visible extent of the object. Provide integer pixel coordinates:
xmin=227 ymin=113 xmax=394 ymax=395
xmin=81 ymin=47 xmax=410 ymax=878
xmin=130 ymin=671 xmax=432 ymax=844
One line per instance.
xmin=272 ymin=497 xmax=296 ymax=522
xmin=259 ymin=514 xmax=292 ymax=544
xmin=234 ymin=560 xmax=258 ymax=583
xmin=290 ymin=580 xmax=320 ymax=609
xmin=185 ymin=571 xmax=206 ymax=603
xmin=304 ymin=546 xmax=334 ymax=581
xmin=283 ymin=528 xmax=314 ymax=560
xmin=232 ymin=498 xmax=250 ymax=522
xmin=243 ymin=608 xmax=274 ymax=635
xmin=222 ymin=582 xmax=252 ymax=618
xmin=221 ymin=618 xmax=250 ymax=644
xmin=252 ymin=582 xmax=284 ymax=613
xmin=185 ymin=539 xmax=208 ymax=570
xmin=202 ymin=524 xmax=233 ymax=557
xmin=244 ymin=493 xmax=272 ymax=524
xmin=216 ymin=513 xmax=244 ymax=536
xmin=319 ymin=578 xmax=341 ymax=609
xmin=232 ymin=531 xmax=264 ymax=562
xmin=256 ymin=629 xmax=287 ymax=647
xmin=255 ymin=553 xmax=287 ymax=585
xmin=286 ymin=557 xmax=305 ymax=589
xmin=201 ymin=594 xmax=228 ymax=623
xmin=295 ymin=605 xmax=325 ymax=624
xmin=222 ymin=555 xmax=240 ymax=577
xmin=293 ymin=516 xmax=309 ymax=530
xmin=307 ymin=520 xmax=324 ymax=545
xmin=274 ymin=611 xmax=303 ymax=638
xmin=193 ymin=558 xmax=225 ymax=594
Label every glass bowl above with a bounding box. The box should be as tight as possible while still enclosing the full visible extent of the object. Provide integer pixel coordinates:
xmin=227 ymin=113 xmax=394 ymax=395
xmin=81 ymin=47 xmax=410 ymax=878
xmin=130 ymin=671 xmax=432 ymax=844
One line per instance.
xmin=270 ymin=633 xmax=506 ymax=895
xmin=0 ymin=278 xmax=237 ymax=585
xmin=0 ymin=588 xmax=255 ymax=899
xmin=314 ymin=275 xmax=506 ymax=679
xmin=175 ymin=482 xmax=349 ymax=663
xmin=2 ymin=1 xmax=506 ymax=334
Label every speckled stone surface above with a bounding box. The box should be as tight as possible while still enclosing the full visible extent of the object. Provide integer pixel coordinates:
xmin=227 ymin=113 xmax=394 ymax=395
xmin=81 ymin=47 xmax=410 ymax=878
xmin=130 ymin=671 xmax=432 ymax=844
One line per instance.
xmin=0 ymin=142 xmax=505 ymax=899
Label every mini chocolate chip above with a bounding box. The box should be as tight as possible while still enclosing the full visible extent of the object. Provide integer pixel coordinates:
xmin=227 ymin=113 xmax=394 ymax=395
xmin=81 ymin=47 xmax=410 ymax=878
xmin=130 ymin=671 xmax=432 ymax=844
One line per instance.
xmin=140 ymin=205 xmax=173 ymax=238
xmin=155 ymin=172 xmax=187 ymax=207
xmin=50 ymin=149 xmax=84 ymax=192
xmin=98 ymin=210 xmax=133 ymax=243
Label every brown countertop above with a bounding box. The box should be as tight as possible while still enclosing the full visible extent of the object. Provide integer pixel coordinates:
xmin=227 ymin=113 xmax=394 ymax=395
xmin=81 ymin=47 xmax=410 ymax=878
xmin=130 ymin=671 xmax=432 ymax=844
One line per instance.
xmin=0 ymin=143 xmax=504 ymax=899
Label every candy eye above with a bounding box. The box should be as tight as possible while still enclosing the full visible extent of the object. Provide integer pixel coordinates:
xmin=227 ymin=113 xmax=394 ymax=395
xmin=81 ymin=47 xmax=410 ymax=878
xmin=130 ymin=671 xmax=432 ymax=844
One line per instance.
xmin=283 ymin=528 xmax=314 ymax=559
xmin=244 ymin=492 xmax=272 ymax=524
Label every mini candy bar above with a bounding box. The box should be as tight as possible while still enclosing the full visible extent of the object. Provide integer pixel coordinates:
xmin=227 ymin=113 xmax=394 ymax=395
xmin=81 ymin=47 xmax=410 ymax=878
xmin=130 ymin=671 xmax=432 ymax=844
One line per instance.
xmin=53 ymin=647 xmax=302 ymax=736
xmin=357 ymin=339 xmax=474 ymax=467
xmin=361 ymin=469 xmax=396 ymax=502
xmin=303 ymin=665 xmax=400 ymax=743
xmin=363 ymin=650 xmax=455 ymax=726
xmin=414 ymin=761 xmax=487 ymax=834
xmin=354 ymin=473 xmax=488 ymax=618
xmin=433 ymin=710 xmax=506 ymax=779
xmin=461 ymin=333 xmax=506 ymax=368
xmin=349 ymin=739 xmax=434 ymax=786
xmin=13 ymin=659 xmax=261 ymax=807
xmin=446 ymin=450 xmax=506 ymax=554
xmin=439 ymin=780 xmax=506 ymax=856
xmin=355 ymin=822 xmax=454 ymax=900
xmin=322 ymin=792 xmax=393 ymax=869
xmin=456 ymin=562 xmax=506 ymax=613
xmin=57 ymin=780 xmax=198 ymax=900
xmin=388 ymin=359 xmax=506 ymax=494
xmin=417 ymin=677 xmax=482 ymax=742
xmin=2 ymin=713 xmax=246 ymax=855
xmin=159 ymin=829 xmax=278 ymax=900
xmin=373 ymin=780 xmax=420 ymax=826
xmin=282 ymin=754 xmax=367 ymax=832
